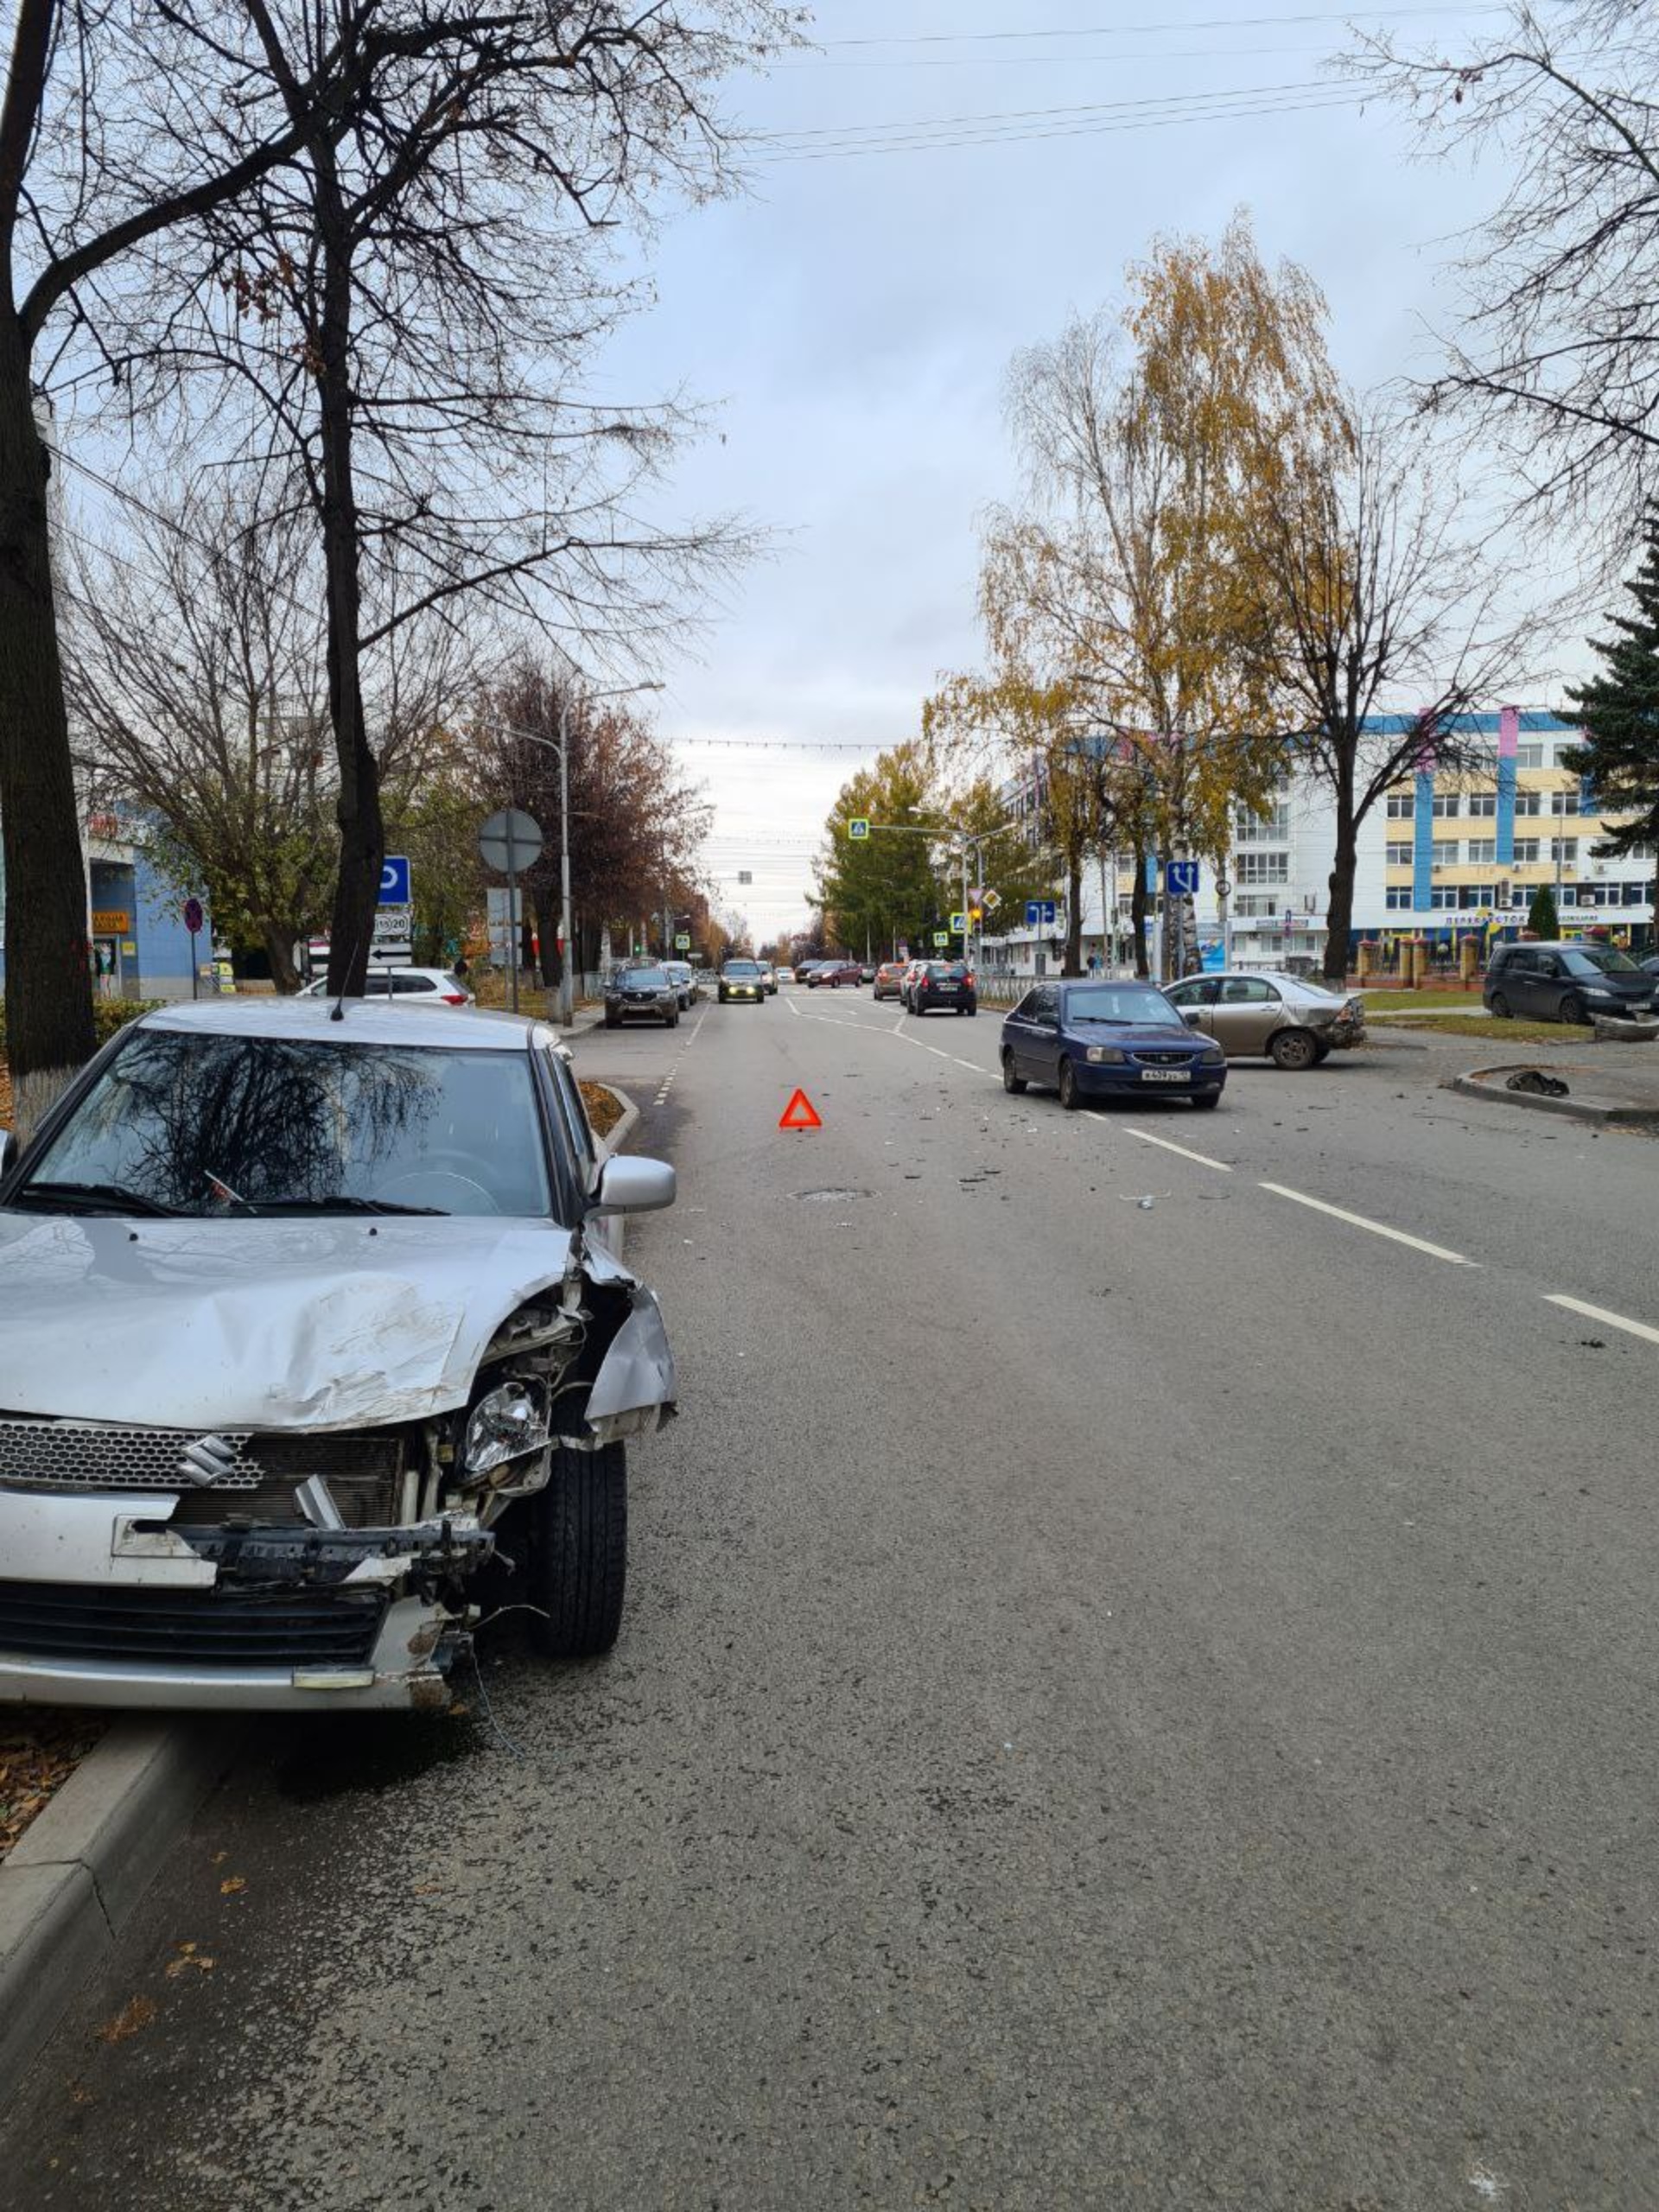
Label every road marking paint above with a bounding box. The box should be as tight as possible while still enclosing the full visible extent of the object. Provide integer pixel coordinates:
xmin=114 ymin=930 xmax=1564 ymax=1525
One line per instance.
xmin=950 ymin=1057 xmax=988 ymax=1073
xmin=1259 ymin=1182 xmax=1474 ymax=1266
xmin=923 ymin=1046 xmax=953 ymax=1059
xmin=1543 ymin=1293 xmax=1659 ymax=1347
xmin=1125 ymin=1128 xmax=1233 ymax=1173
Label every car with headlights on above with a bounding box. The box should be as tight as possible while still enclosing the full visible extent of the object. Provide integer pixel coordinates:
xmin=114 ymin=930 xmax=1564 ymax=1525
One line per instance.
xmin=0 ymin=998 xmax=678 ymax=1712
xmin=1001 ymin=980 xmax=1227 ymax=1110
xmin=1164 ymin=969 xmax=1366 ymax=1071
xmin=718 ymin=958 xmax=767 ymax=1004
xmin=605 ymin=964 xmax=680 ymax=1028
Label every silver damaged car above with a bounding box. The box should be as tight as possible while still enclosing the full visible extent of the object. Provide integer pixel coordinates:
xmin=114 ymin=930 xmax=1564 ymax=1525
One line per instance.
xmin=0 ymin=999 xmax=677 ymax=1711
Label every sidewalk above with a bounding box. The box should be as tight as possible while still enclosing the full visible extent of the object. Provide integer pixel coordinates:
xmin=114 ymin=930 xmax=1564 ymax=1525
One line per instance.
xmin=1452 ymin=1053 xmax=1659 ymax=1128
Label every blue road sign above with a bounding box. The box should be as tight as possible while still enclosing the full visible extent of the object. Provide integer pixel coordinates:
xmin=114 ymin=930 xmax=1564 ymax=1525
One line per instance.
xmin=1165 ymin=859 xmax=1200 ymax=899
xmin=378 ymin=855 xmax=411 ymax=906
xmin=1024 ymin=899 xmax=1058 ymax=929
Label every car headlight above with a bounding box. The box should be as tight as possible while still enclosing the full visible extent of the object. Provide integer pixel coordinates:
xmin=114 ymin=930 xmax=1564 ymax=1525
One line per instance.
xmin=463 ymin=1380 xmax=550 ymax=1477
xmin=1085 ymin=1045 xmax=1126 ymax=1064
xmin=1201 ymin=1042 xmax=1225 ymax=1062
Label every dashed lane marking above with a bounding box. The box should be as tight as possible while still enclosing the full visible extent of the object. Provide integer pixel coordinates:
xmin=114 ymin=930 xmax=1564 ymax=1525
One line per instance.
xmin=1258 ymin=1181 xmax=1475 ymax=1267
xmin=1543 ymin=1293 xmax=1659 ymax=1348
xmin=1125 ymin=1128 xmax=1233 ymax=1173
xmin=652 ymin=1010 xmax=708 ymax=1108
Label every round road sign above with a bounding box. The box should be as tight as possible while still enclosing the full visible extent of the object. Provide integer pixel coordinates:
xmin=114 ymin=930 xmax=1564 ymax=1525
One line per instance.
xmin=182 ymin=897 xmax=205 ymax=935
xmin=478 ymin=807 xmax=543 ymax=874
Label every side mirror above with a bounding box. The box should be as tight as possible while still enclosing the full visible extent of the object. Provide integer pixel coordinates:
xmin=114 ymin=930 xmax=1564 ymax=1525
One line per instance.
xmin=1183 ymin=1011 xmax=1204 ymax=1028
xmin=0 ymin=1129 xmax=15 ymax=1179
xmin=588 ymin=1154 xmax=676 ymax=1217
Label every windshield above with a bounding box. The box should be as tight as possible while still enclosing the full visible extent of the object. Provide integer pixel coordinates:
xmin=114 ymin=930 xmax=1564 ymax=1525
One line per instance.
xmin=1563 ymin=947 xmax=1640 ymax=976
xmin=619 ymin=968 xmax=670 ymax=988
xmin=12 ymin=1029 xmax=552 ymax=1219
xmin=1063 ymin=986 xmax=1184 ymax=1028
xmin=724 ymin=961 xmax=762 ymax=976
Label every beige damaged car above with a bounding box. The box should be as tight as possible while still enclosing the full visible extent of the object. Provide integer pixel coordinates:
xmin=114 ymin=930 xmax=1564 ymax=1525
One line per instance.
xmin=1164 ymin=970 xmax=1367 ymax=1071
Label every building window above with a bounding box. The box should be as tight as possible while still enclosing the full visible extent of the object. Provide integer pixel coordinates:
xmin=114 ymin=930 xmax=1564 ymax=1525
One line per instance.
xmin=1467 ymin=838 xmax=1497 ymax=865
xmin=1430 ymin=887 xmax=1460 ymax=909
xmin=1386 ymin=841 xmax=1412 ymax=866
xmin=1467 ymin=792 xmax=1497 ymax=817
xmin=1513 ymin=838 xmax=1541 ymax=863
xmin=1385 ymin=791 xmax=1413 ymax=819
xmin=1516 ymin=743 xmax=1546 ymax=768
xmin=1234 ymin=801 xmax=1290 ymax=842
xmin=1431 ymin=793 xmax=1460 ymax=818
xmin=1469 ymin=886 xmax=1496 ymax=908
xmin=1385 ymin=887 xmax=1414 ymax=911
xmin=1550 ymin=837 xmax=1574 ymax=863
xmin=1551 ymin=790 xmax=1581 ymax=816
xmin=1514 ymin=791 xmax=1542 ymax=817
xmin=1236 ymin=851 xmax=1288 ymax=887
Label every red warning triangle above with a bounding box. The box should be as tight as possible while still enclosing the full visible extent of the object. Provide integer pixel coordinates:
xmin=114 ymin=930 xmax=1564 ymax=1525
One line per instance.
xmin=779 ymin=1087 xmax=823 ymax=1132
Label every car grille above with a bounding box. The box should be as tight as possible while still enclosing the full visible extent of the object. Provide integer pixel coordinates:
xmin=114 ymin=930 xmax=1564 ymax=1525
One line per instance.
xmin=1133 ymin=1049 xmax=1198 ymax=1065
xmin=0 ymin=1419 xmax=404 ymax=1527
xmin=0 ymin=1580 xmax=387 ymax=1669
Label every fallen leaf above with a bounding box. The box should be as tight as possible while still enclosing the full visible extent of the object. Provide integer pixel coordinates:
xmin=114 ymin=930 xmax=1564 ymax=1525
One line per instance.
xmin=219 ymin=1875 xmax=247 ymax=1896
xmin=97 ymin=1995 xmax=156 ymax=2044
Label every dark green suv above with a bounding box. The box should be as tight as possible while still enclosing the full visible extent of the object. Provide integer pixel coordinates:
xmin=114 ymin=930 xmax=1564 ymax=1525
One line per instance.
xmin=1484 ymin=941 xmax=1656 ymax=1025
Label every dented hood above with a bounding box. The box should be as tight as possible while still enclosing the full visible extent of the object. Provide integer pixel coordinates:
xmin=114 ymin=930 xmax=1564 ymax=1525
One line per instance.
xmin=0 ymin=1211 xmax=636 ymax=1429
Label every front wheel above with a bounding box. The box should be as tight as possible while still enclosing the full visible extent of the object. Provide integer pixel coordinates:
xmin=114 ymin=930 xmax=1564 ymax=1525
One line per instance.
xmin=1001 ymin=1052 xmax=1027 ymax=1095
xmin=1560 ymin=992 xmax=1587 ymax=1027
xmin=524 ymin=1441 xmax=627 ymax=1659
xmin=1268 ymin=1027 xmax=1320 ymax=1072
xmin=1058 ymin=1058 xmax=1081 ymax=1111
xmin=1490 ymin=991 xmax=1511 ymax=1019
xmin=1192 ymin=1091 xmax=1222 ymax=1110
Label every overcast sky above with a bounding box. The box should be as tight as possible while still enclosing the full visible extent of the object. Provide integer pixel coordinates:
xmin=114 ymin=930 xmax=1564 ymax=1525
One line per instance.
xmin=598 ymin=3 xmax=1524 ymax=944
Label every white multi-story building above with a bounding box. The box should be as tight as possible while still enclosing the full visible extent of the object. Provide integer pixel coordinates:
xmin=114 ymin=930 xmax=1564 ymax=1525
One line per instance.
xmin=983 ymin=710 xmax=1656 ymax=977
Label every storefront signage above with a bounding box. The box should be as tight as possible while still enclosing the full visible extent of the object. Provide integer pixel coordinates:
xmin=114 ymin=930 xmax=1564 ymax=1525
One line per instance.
xmin=92 ymin=909 xmax=130 ymax=936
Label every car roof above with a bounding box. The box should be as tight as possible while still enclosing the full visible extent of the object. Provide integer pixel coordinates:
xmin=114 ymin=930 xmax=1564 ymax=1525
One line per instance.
xmin=140 ymin=998 xmax=552 ymax=1052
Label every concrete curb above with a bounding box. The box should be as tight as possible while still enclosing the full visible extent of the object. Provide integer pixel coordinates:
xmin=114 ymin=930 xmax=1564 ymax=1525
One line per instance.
xmin=1451 ymin=1066 xmax=1659 ymax=1128
xmin=0 ymin=1718 xmax=237 ymax=2104
xmin=604 ymin=1085 xmax=640 ymax=1155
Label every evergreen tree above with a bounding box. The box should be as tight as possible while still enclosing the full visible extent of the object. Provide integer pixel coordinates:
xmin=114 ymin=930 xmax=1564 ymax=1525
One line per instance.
xmin=1528 ymin=882 xmax=1560 ymax=938
xmin=1563 ymin=512 xmax=1659 ymax=925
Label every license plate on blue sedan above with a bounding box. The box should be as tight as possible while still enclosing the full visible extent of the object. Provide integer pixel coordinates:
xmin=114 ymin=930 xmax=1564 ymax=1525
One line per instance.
xmin=1141 ymin=1068 xmax=1192 ymax=1084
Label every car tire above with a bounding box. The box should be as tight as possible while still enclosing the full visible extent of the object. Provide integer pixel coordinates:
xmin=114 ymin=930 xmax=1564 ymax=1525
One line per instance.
xmin=964 ymin=1004 xmax=976 ymax=1017
xmin=525 ymin=1440 xmax=627 ymax=1660
xmin=1193 ymin=1091 xmax=1222 ymax=1110
xmin=1001 ymin=1052 xmax=1027 ymax=1095
xmin=1490 ymin=991 xmax=1511 ymax=1018
xmin=1268 ymin=1027 xmax=1319 ymax=1072
xmin=1312 ymin=1040 xmax=1331 ymax=1065
xmin=1560 ymin=993 xmax=1587 ymax=1027
xmin=1058 ymin=1058 xmax=1081 ymax=1111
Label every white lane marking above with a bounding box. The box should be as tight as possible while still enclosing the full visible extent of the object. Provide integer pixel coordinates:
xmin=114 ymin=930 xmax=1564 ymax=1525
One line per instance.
xmin=652 ymin=1009 xmax=707 ymax=1107
xmin=1543 ymin=1293 xmax=1659 ymax=1348
xmin=1125 ymin=1128 xmax=1233 ymax=1173
xmin=1259 ymin=1181 xmax=1475 ymax=1266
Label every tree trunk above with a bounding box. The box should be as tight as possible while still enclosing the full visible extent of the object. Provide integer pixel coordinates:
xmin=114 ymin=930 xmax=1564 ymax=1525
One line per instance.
xmin=1064 ymin=851 xmax=1084 ymax=976
xmin=0 ymin=327 xmax=94 ymax=1135
xmin=260 ymin=920 xmax=302 ymax=994
xmin=315 ymin=175 xmax=382 ymax=1001
xmin=1129 ymin=845 xmax=1150 ymax=977
xmin=1324 ymin=806 xmax=1358 ymax=986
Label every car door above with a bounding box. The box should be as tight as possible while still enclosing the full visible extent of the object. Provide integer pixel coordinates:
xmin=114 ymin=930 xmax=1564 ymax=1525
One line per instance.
xmin=1165 ymin=976 xmax=1217 ymax=1038
xmin=1211 ymin=976 xmax=1281 ymax=1053
xmin=1022 ymin=985 xmax=1061 ymax=1083
xmin=1529 ymin=951 xmax=1564 ymax=1016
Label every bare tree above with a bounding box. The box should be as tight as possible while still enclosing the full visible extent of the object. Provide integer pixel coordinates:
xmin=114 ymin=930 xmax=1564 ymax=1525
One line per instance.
xmin=1243 ymin=407 xmax=1537 ymax=982
xmin=1354 ymin=2 xmax=1659 ymax=546
xmin=64 ymin=480 xmax=472 ymax=990
xmin=135 ymin=3 xmax=786 ymax=995
xmin=0 ymin=0 xmax=489 ymax=1126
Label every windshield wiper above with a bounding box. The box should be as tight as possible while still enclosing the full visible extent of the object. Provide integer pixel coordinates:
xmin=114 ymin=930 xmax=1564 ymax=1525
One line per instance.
xmin=1071 ymin=1015 xmax=1131 ymax=1025
xmin=11 ymin=1179 xmax=179 ymax=1217
xmin=245 ymin=1195 xmax=448 ymax=1217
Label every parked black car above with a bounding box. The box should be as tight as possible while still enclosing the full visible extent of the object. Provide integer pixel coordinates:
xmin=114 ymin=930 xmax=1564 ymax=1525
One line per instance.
xmin=605 ymin=965 xmax=680 ymax=1028
xmin=1484 ymin=942 xmax=1656 ymax=1025
xmin=908 ymin=961 xmax=977 ymax=1016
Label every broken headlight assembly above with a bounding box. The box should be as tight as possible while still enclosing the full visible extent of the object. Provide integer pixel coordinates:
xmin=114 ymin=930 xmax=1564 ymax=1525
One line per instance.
xmin=462 ymin=1379 xmax=551 ymax=1479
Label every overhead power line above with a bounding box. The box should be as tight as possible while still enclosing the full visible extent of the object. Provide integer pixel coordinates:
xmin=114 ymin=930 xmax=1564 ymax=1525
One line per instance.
xmin=822 ymin=6 xmax=1503 ymax=48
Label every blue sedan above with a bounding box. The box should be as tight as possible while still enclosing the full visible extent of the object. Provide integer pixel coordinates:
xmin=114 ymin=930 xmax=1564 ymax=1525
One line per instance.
xmin=1000 ymin=980 xmax=1228 ymax=1110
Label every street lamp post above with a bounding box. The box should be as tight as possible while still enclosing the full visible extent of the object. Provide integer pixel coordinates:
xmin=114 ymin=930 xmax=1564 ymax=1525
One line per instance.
xmin=495 ymin=679 xmax=663 ymax=1028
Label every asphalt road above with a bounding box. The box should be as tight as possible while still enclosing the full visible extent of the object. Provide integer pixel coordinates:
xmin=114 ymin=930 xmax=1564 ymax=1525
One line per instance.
xmin=7 ymin=991 xmax=1659 ymax=2210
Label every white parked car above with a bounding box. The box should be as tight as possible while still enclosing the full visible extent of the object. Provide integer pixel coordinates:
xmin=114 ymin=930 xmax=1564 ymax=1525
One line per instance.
xmin=0 ymin=1000 xmax=677 ymax=1711
xmin=300 ymin=965 xmax=474 ymax=1006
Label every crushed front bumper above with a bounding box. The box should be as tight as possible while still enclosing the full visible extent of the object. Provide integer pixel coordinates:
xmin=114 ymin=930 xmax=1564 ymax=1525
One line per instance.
xmin=0 ymin=1491 xmax=488 ymax=1711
